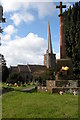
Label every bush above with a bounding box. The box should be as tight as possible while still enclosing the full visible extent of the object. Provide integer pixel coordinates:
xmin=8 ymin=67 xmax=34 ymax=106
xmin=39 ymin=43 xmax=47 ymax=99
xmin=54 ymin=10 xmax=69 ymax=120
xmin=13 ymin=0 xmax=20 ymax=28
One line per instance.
xmin=42 ymin=68 xmax=55 ymax=80
xmin=7 ymin=73 xmax=24 ymax=84
xmin=2 ymin=66 xmax=9 ymax=82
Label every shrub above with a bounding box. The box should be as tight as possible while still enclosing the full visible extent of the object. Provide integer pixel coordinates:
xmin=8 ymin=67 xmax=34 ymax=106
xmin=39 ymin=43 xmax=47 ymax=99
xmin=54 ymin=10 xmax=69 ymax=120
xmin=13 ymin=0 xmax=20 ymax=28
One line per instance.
xmin=7 ymin=73 xmax=24 ymax=84
xmin=2 ymin=66 xmax=9 ymax=82
xmin=42 ymin=68 xmax=55 ymax=80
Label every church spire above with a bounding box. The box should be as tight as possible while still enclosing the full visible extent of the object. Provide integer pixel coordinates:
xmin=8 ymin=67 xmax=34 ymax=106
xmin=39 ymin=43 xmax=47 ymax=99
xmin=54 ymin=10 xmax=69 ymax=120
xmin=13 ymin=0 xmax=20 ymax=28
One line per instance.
xmin=44 ymin=21 xmax=56 ymax=68
xmin=47 ymin=21 xmax=53 ymax=53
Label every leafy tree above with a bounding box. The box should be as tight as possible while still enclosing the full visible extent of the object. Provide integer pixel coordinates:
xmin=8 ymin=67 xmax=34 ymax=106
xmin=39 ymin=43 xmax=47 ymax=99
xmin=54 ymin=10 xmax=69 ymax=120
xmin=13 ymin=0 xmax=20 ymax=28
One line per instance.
xmin=7 ymin=73 xmax=24 ymax=84
xmin=42 ymin=68 xmax=55 ymax=80
xmin=2 ymin=66 xmax=9 ymax=82
xmin=0 ymin=54 xmax=9 ymax=82
xmin=63 ymin=1 xmax=80 ymax=79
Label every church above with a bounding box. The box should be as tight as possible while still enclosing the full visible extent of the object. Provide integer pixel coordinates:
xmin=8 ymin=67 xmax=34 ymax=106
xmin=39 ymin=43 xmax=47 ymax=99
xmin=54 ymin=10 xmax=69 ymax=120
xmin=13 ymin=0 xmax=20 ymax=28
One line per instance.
xmin=9 ymin=21 xmax=56 ymax=81
xmin=9 ymin=2 xmax=73 ymax=81
xmin=0 ymin=1 xmax=74 ymax=83
xmin=9 ymin=19 xmax=73 ymax=81
xmin=0 ymin=1 xmax=76 ymax=85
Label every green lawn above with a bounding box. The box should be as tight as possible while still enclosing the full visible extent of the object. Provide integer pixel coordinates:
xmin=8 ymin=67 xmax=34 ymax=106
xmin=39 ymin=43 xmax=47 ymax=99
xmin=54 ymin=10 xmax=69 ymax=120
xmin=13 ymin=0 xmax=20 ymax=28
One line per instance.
xmin=2 ymin=82 xmax=35 ymax=91
xmin=2 ymin=91 xmax=78 ymax=118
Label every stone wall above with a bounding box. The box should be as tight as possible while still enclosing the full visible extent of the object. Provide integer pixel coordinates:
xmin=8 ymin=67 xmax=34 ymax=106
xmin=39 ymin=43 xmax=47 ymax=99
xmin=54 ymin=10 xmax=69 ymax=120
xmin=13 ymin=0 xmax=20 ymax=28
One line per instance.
xmin=37 ymin=80 xmax=80 ymax=94
xmin=55 ymin=80 xmax=78 ymax=87
xmin=52 ymin=87 xmax=79 ymax=93
xmin=46 ymin=80 xmax=56 ymax=93
xmin=46 ymin=80 xmax=55 ymax=88
xmin=37 ymin=86 xmax=47 ymax=92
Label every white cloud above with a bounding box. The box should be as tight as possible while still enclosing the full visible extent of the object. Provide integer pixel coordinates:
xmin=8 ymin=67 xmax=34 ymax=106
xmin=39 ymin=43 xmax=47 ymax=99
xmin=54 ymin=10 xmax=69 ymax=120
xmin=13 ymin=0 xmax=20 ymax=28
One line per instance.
xmin=11 ymin=12 xmax=35 ymax=26
xmin=10 ymin=2 xmax=56 ymax=25
xmin=0 ymin=33 xmax=47 ymax=67
xmin=1 ymin=0 xmax=56 ymax=25
xmin=0 ymin=34 xmax=11 ymax=45
xmin=0 ymin=32 xmax=60 ymax=67
xmin=31 ymin=2 xmax=56 ymax=18
xmin=10 ymin=13 xmax=21 ymax=26
xmin=4 ymin=25 xmax=17 ymax=35
xmin=1 ymin=0 xmax=29 ymax=12
xmin=2 ymin=34 xmax=11 ymax=41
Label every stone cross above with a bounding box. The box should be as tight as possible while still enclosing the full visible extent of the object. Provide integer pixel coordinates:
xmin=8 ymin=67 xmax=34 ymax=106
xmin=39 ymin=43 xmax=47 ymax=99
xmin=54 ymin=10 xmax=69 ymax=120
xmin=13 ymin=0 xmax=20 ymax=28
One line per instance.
xmin=56 ymin=2 xmax=66 ymax=59
xmin=56 ymin=2 xmax=66 ymax=16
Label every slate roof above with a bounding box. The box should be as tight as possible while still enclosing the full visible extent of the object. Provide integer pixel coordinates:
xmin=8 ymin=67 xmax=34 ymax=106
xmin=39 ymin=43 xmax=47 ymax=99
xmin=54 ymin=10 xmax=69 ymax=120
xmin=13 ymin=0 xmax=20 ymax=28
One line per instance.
xmin=28 ymin=65 xmax=47 ymax=77
xmin=28 ymin=65 xmax=46 ymax=73
xmin=18 ymin=65 xmax=29 ymax=72
xmin=10 ymin=66 xmax=18 ymax=73
xmin=10 ymin=64 xmax=47 ymax=77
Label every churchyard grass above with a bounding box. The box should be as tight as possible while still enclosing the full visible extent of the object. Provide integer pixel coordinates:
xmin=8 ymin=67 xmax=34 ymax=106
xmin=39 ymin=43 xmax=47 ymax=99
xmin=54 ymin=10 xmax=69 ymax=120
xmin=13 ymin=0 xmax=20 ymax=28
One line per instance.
xmin=2 ymin=82 xmax=35 ymax=91
xmin=2 ymin=91 xmax=78 ymax=118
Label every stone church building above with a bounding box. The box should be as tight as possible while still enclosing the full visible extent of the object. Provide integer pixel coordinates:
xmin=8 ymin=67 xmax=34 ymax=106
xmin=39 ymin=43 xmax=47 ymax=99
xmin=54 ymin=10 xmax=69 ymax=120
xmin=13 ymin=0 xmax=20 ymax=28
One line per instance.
xmin=10 ymin=20 xmax=73 ymax=81
xmin=44 ymin=22 xmax=56 ymax=68
xmin=10 ymin=22 xmax=56 ymax=81
xmin=10 ymin=64 xmax=47 ymax=82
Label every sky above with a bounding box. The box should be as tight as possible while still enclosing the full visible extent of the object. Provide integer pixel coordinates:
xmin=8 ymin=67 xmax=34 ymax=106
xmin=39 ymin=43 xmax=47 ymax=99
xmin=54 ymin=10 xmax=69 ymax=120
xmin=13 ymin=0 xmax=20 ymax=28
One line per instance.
xmin=0 ymin=0 xmax=79 ymax=67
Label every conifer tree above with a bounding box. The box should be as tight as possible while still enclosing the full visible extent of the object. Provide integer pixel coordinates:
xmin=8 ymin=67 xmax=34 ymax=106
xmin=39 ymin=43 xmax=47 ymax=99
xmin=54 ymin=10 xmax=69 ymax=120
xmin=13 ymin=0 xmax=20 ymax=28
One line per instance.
xmin=63 ymin=1 xmax=80 ymax=79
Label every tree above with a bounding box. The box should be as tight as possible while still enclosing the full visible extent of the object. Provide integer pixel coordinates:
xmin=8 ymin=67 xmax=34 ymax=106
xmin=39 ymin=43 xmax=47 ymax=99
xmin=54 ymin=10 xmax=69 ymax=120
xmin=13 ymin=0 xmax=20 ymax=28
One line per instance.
xmin=42 ymin=68 xmax=55 ymax=80
xmin=7 ymin=73 xmax=24 ymax=84
xmin=2 ymin=66 xmax=9 ymax=82
xmin=63 ymin=2 xmax=80 ymax=79
xmin=0 ymin=54 xmax=9 ymax=82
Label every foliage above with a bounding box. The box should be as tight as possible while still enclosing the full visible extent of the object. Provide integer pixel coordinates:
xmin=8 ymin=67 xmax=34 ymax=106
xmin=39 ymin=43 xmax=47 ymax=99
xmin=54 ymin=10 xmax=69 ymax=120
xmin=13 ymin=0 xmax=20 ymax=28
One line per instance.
xmin=2 ymin=66 xmax=9 ymax=82
xmin=32 ymin=68 xmax=55 ymax=85
xmin=63 ymin=2 xmax=80 ymax=79
xmin=42 ymin=68 xmax=55 ymax=80
xmin=33 ymin=76 xmax=42 ymax=85
xmin=7 ymin=73 xmax=24 ymax=84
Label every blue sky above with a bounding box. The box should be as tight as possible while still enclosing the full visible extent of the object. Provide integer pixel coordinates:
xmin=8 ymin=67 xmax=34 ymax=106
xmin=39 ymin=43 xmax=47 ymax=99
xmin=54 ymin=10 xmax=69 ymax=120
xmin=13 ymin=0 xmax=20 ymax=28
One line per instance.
xmin=0 ymin=0 xmax=79 ymax=67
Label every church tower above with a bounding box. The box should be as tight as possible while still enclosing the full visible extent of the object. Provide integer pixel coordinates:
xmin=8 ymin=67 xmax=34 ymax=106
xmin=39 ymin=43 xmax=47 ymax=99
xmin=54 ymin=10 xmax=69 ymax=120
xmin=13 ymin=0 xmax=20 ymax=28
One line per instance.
xmin=44 ymin=22 xmax=56 ymax=68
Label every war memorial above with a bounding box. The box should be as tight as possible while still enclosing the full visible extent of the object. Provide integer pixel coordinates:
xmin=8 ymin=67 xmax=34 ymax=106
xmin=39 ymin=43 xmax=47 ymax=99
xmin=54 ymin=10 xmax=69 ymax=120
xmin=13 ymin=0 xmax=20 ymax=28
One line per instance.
xmin=38 ymin=2 xmax=80 ymax=93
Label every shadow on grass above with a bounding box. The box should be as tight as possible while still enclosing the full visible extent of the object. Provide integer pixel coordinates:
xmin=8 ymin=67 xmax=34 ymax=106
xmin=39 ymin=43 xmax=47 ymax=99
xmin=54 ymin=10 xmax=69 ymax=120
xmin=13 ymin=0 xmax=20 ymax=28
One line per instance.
xmin=2 ymin=87 xmax=14 ymax=94
xmin=2 ymin=86 xmax=37 ymax=94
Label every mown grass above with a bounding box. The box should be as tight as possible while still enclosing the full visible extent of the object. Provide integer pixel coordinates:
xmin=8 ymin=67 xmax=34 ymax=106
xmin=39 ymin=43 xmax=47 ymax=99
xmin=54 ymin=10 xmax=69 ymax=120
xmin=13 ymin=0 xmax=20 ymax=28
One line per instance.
xmin=2 ymin=91 xmax=78 ymax=118
xmin=2 ymin=82 xmax=35 ymax=91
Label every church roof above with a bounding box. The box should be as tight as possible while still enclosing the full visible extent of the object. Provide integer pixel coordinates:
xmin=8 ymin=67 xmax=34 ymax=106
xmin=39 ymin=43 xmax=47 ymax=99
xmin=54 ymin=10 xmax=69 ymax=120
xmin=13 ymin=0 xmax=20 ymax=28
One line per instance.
xmin=10 ymin=64 xmax=47 ymax=77
xmin=47 ymin=21 xmax=53 ymax=53
xmin=28 ymin=65 xmax=46 ymax=73
xmin=18 ymin=65 xmax=29 ymax=72
xmin=28 ymin=65 xmax=47 ymax=77
xmin=10 ymin=66 xmax=18 ymax=73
